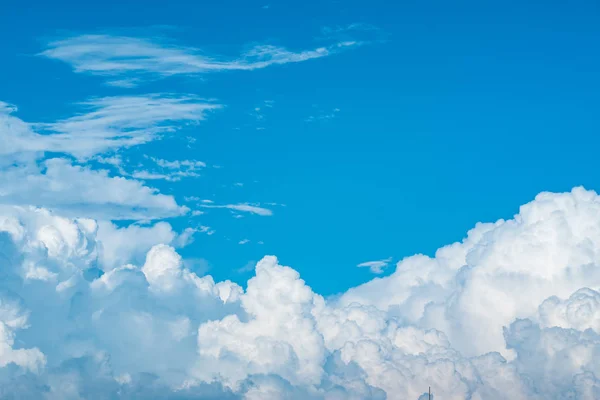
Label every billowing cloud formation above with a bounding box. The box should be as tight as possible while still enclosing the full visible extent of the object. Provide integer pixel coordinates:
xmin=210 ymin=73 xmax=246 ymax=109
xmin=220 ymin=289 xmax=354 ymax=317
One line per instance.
xmin=40 ymin=34 xmax=361 ymax=86
xmin=1 ymin=187 xmax=600 ymax=399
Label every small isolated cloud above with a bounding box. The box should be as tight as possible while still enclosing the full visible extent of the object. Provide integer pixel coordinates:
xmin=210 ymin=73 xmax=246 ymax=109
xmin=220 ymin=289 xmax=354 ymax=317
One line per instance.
xmin=199 ymin=225 xmax=215 ymax=235
xmin=305 ymin=107 xmax=340 ymax=123
xmin=201 ymin=203 xmax=273 ymax=216
xmin=320 ymin=23 xmax=387 ymax=44
xmin=130 ymin=156 xmax=206 ymax=182
xmin=251 ymin=100 xmax=274 ymax=123
xmin=357 ymin=257 xmax=393 ymax=274
xmin=40 ymin=33 xmax=365 ymax=86
xmin=238 ymin=239 xmax=250 ymax=245
xmin=265 ymin=202 xmax=286 ymax=207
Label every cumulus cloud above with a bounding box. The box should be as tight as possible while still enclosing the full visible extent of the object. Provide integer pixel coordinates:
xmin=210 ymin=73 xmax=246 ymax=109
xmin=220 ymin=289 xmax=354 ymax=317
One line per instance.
xmin=0 ymin=187 xmax=600 ymax=398
xmin=96 ymin=220 xmax=194 ymax=270
xmin=340 ymin=187 xmax=600 ymax=359
xmin=40 ymin=34 xmax=362 ymax=86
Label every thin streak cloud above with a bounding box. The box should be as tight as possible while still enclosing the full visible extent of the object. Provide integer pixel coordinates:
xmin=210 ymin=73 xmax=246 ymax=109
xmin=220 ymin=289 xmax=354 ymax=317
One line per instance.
xmin=201 ymin=203 xmax=273 ymax=216
xmin=40 ymin=34 xmax=364 ymax=86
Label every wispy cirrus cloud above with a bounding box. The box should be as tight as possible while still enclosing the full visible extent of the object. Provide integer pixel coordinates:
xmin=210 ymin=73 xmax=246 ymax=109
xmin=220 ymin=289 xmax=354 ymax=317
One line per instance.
xmin=201 ymin=203 xmax=273 ymax=216
xmin=40 ymin=34 xmax=362 ymax=86
xmin=1 ymin=95 xmax=220 ymax=160
xmin=0 ymin=96 xmax=217 ymax=220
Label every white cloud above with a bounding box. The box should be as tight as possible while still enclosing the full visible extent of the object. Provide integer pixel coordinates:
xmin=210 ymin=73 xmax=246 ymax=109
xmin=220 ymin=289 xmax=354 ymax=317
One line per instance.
xmin=1 ymin=95 xmax=219 ymax=160
xmin=201 ymin=203 xmax=273 ymax=216
xmin=2 ymin=188 xmax=600 ymax=398
xmin=238 ymin=239 xmax=249 ymax=245
xmin=537 ymin=287 xmax=600 ymax=332
xmin=199 ymin=225 xmax=215 ymax=236
xmin=0 ymin=96 xmax=215 ymax=220
xmin=305 ymin=107 xmax=340 ymax=123
xmin=41 ymin=34 xmax=362 ymax=86
xmin=96 ymin=220 xmax=178 ymax=270
xmin=129 ymin=157 xmax=206 ymax=182
xmin=357 ymin=257 xmax=392 ymax=274
xmin=95 ymin=154 xmax=127 ymax=175
xmin=150 ymin=157 xmax=206 ymax=170
xmin=0 ymin=158 xmax=186 ymax=220
xmin=340 ymin=187 xmax=600 ymax=359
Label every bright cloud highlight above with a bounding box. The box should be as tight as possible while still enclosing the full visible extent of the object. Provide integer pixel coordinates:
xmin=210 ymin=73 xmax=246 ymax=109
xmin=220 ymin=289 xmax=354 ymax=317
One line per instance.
xmin=0 ymin=188 xmax=599 ymax=399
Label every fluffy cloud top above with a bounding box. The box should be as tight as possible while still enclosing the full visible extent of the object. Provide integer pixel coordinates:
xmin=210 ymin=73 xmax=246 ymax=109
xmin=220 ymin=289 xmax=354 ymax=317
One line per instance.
xmin=0 ymin=187 xmax=599 ymax=398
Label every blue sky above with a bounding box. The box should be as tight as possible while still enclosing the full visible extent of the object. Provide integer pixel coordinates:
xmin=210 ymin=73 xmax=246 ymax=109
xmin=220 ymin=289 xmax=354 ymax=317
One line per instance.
xmin=5 ymin=1 xmax=600 ymax=399
xmin=2 ymin=0 xmax=600 ymax=296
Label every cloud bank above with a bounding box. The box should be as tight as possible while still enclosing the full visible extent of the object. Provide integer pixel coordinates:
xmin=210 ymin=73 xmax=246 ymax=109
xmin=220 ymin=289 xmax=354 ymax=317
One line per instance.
xmin=0 ymin=187 xmax=599 ymax=398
